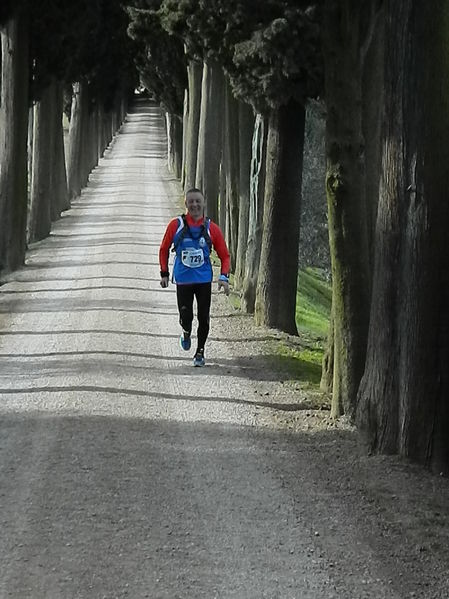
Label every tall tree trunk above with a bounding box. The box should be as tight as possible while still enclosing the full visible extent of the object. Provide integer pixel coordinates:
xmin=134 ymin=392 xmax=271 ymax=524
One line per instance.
xmin=28 ymin=81 xmax=55 ymax=242
xmin=98 ymin=106 xmax=106 ymax=158
xmin=52 ymin=81 xmax=69 ymax=214
xmin=86 ymin=102 xmax=97 ymax=175
xmin=219 ymin=162 xmax=226 ymax=235
xmin=223 ymin=80 xmax=240 ymax=270
xmin=166 ymin=112 xmax=174 ymax=173
xmin=166 ymin=112 xmax=183 ymax=180
xmin=195 ymin=60 xmax=224 ymax=222
xmin=322 ymin=0 xmax=371 ymax=418
xmin=120 ymin=95 xmax=127 ymax=126
xmin=27 ymin=106 xmax=33 ymax=211
xmin=173 ymin=115 xmax=183 ymax=181
xmin=185 ymin=59 xmax=202 ymax=190
xmin=112 ymin=92 xmax=121 ymax=138
xmin=98 ymin=105 xmax=104 ymax=159
xmin=362 ymin=5 xmax=384 ymax=272
xmin=254 ymin=100 xmax=305 ymax=335
xmin=97 ymin=103 xmax=104 ymax=162
xmin=242 ymin=114 xmax=267 ymax=313
xmin=104 ymin=109 xmax=113 ymax=148
xmin=357 ymin=0 xmax=449 ymax=472
xmin=234 ymin=102 xmax=254 ymax=289
xmin=0 ymin=12 xmax=29 ymax=275
xmin=181 ymin=88 xmax=188 ymax=187
xmin=320 ymin=304 xmax=334 ymax=395
xmin=67 ymin=81 xmax=87 ymax=200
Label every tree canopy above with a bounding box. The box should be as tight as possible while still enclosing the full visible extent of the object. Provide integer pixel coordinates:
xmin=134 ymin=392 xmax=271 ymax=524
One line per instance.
xmin=127 ymin=1 xmax=186 ymax=116
xmin=1 ymin=0 xmax=138 ymax=107
xmin=158 ymin=0 xmax=322 ymax=113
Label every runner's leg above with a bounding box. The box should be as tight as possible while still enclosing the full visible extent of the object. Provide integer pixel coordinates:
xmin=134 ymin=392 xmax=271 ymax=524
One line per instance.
xmin=194 ymin=283 xmax=212 ymax=351
xmin=176 ymin=284 xmax=194 ymax=335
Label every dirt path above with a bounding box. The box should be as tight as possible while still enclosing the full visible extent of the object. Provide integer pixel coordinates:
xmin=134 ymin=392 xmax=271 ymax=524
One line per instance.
xmin=0 ymin=101 xmax=449 ymax=599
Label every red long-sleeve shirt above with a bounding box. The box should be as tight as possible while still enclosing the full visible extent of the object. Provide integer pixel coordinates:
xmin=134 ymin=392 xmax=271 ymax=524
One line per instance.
xmin=159 ymin=213 xmax=230 ymax=276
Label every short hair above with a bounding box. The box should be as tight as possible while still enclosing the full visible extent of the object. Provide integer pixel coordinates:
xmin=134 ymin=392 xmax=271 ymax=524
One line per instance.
xmin=185 ymin=187 xmax=203 ymax=197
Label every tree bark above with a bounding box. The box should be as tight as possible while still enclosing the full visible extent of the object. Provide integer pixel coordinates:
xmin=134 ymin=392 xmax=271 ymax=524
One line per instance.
xmin=28 ymin=82 xmax=55 ymax=242
xmin=234 ymin=102 xmax=254 ymax=289
xmin=220 ymin=162 xmax=226 ymax=237
xmin=97 ymin=103 xmax=105 ymax=162
xmin=67 ymin=81 xmax=87 ymax=200
xmin=362 ymin=4 xmax=384 ymax=272
xmin=27 ymin=106 xmax=33 ymax=208
xmin=254 ymin=100 xmax=305 ymax=335
xmin=166 ymin=112 xmax=183 ymax=180
xmin=320 ymin=303 xmax=334 ymax=395
xmin=184 ymin=60 xmax=202 ymax=190
xmin=357 ymin=0 xmax=449 ymax=472
xmin=0 ymin=12 xmax=29 ymax=275
xmin=52 ymin=81 xmax=69 ymax=215
xmin=166 ymin=112 xmax=174 ymax=173
xmin=181 ymin=88 xmax=188 ymax=187
xmin=111 ymin=92 xmax=122 ymax=138
xmin=105 ymin=108 xmax=113 ymax=148
xmin=195 ymin=60 xmax=224 ymax=222
xmin=86 ymin=102 xmax=98 ymax=176
xmin=223 ymin=80 xmax=240 ymax=270
xmin=242 ymin=114 xmax=267 ymax=313
xmin=322 ymin=0 xmax=371 ymax=418
xmin=173 ymin=114 xmax=183 ymax=181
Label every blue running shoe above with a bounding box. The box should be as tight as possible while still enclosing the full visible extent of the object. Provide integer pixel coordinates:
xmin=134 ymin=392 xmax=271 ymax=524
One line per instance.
xmin=179 ymin=331 xmax=191 ymax=351
xmin=193 ymin=350 xmax=205 ymax=367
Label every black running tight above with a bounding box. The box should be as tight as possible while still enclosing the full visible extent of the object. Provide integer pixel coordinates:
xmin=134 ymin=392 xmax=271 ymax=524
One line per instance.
xmin=176 ymin=282 xmax=212 ymax=350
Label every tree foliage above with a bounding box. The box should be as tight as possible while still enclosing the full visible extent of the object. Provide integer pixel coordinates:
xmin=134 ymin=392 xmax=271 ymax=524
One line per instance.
xmin=25 ymin=0 xmax=137 ymax=108
xmin=126 ymin=0 xmax=186 ymax=115
xmin=0 ymin=0 xmax=19 ymax=25
xmin=230 ymin=5 xmax=322 ymax=112
xmin=159 ymin=0 xmax=323 ymax=113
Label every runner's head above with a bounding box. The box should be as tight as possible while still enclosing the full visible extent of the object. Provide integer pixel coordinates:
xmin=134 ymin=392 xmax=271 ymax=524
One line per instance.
xmin=185 ymin=188 xmax=205 ymax=221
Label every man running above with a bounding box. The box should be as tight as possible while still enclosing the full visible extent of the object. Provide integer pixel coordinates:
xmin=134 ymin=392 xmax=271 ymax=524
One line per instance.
xmin=159 ymin=188 xmax=230 ymax=367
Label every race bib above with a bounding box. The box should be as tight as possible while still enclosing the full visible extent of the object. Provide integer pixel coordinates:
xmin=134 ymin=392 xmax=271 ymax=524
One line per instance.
xmin=181 ymin=247 xmax=204 ymax=268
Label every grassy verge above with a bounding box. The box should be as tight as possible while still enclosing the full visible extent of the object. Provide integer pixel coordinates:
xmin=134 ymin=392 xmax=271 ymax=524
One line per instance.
xmin=296 ymin=267 xmax=331 ymax=338
xmin=226 ymin=265 xmax=331 ymax=396
xmin=271 ymin=267 xmax=331 ymax=395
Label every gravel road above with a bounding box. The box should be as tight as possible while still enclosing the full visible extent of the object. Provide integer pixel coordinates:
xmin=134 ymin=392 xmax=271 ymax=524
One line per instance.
xmin=1 ymin=101 xmax=449 ymax=599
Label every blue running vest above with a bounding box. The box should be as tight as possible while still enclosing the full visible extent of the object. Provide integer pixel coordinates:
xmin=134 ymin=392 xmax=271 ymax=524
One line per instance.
xmin=172 ymin=216 xmax=213 ymax=284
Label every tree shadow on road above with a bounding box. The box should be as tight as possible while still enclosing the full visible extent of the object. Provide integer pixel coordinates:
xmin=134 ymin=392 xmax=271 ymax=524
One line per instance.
xmin=1 ymin=410 xmax=449 ymax=599
xmin=0 ymin=384 xmax=312 ymax=413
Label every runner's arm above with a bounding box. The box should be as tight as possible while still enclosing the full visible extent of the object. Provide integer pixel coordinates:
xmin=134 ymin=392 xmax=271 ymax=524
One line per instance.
xmin=159 ymin=219 xmax=178 ymax=279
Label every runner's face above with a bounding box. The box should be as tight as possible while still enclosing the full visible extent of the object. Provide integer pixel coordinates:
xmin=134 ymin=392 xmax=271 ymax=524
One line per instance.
xmin=185 ymin=192 xmax=205 ymax=220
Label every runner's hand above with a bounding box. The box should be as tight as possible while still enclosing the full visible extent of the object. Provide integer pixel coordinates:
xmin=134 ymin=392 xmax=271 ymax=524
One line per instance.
xmin=218 ymin=279 xmax=229 ymax=296
xmin=160 ymin=276 xmax=169 ymax=288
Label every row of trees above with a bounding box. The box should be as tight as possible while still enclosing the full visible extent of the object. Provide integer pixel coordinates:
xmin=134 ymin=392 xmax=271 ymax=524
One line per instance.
xmin=0 ymin=0 xmax=137 ymax=275
xmin=1 ymin=1 xmax=448 ymax=471
xmin=128 ymin=0 xmax=449 ymax=472
xmin=127 ymin=0 xmax=322 ymax=331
